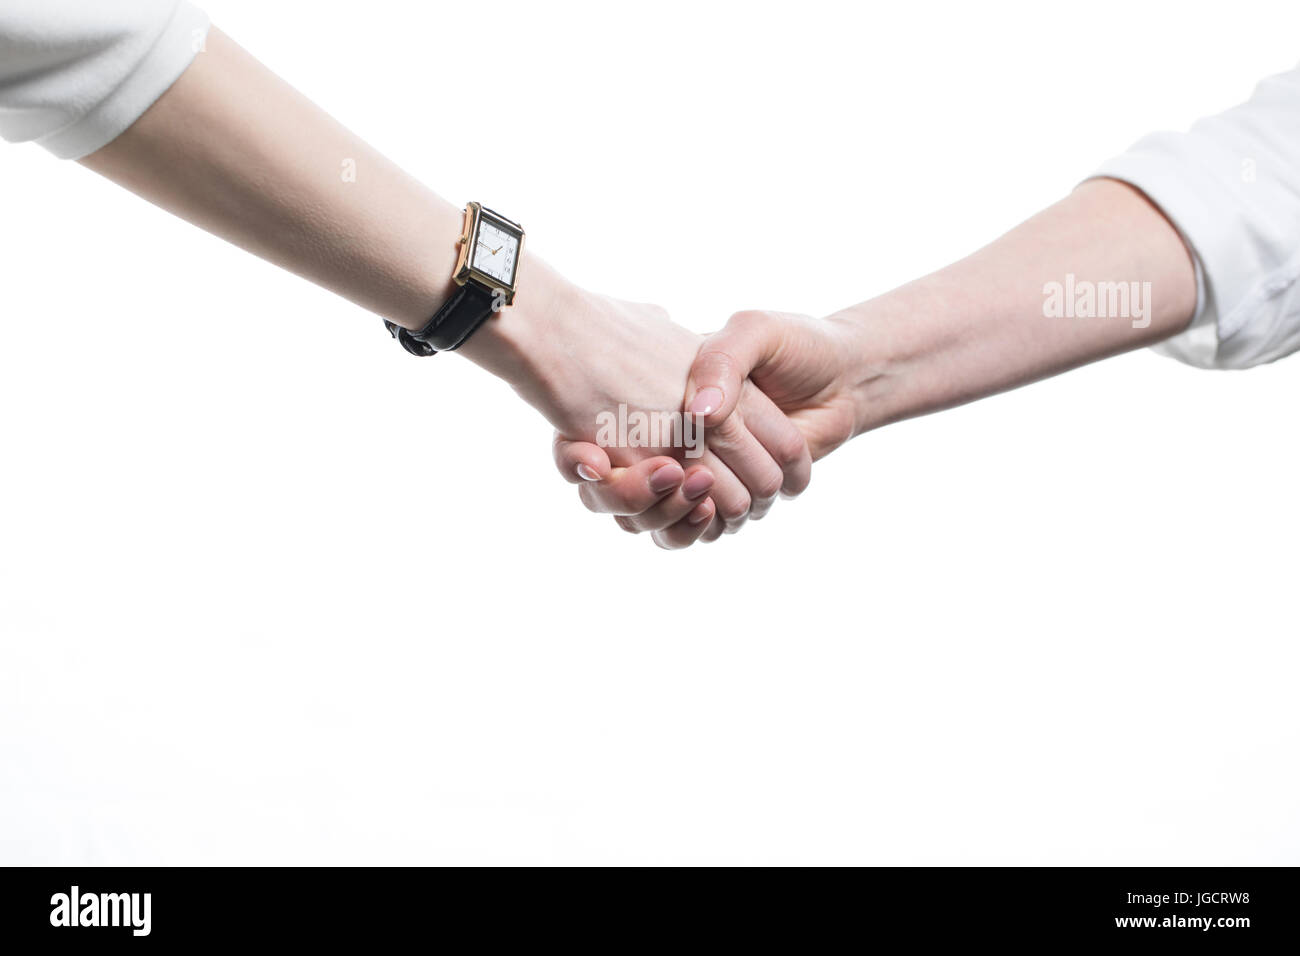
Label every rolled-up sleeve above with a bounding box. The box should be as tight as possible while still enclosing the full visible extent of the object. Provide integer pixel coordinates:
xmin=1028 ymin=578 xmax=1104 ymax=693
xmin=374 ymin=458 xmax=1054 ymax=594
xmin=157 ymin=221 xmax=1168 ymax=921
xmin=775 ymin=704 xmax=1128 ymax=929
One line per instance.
xmin=1092 ymin=65 xmax=1300 ymax=370
xmin=0 ymin=0 xmax=209 ymax=160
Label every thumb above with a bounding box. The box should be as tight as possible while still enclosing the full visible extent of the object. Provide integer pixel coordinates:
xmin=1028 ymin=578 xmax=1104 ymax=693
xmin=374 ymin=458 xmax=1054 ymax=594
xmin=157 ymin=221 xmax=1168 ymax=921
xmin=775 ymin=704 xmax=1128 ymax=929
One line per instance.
xmin=684 ymin=311 xmax=780 ymax=428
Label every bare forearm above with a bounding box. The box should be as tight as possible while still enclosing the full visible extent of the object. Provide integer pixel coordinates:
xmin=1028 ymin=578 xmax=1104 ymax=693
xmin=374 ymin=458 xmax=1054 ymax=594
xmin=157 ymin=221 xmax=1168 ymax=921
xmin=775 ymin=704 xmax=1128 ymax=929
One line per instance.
xmin=78 ymin=27 xmax=579 ymax=396
xmin=79 ymin=28 xmax=469 ymax=327
xmin=835 ymin=178 xmax=1198 ymax=433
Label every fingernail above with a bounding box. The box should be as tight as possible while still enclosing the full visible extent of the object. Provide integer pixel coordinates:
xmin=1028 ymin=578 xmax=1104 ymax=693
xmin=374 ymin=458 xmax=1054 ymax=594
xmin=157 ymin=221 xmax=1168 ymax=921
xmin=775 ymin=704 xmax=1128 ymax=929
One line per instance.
xmin=688 ymin=502 xmax=713 ymax=525
xmin=576 ymin=464 xmax=601 ymax=481
xmin=688 ymin=387 xmax=724 ymax=417
xmin=649 ymin=463 xmax=684 ymax=494
xmin=682 ymin=471 xmax=714 ymax=500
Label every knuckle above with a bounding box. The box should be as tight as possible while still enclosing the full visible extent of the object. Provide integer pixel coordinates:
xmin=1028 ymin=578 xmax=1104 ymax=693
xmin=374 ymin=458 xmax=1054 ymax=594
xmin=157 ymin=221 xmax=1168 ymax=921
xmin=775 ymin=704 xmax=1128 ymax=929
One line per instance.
xmin=694 ymin=346 xmax=742 ymax=383
xmin=784 ymin=472 xmax=811 ymax=497
xmin=718 ymin=493 xmax=752 ymax=523
xmin=775 ymin=431 xmax=809 ymax=469
xmin=754 ymin=471 xmax=784 ymax=501
xmin=728 ymin=309 xmax=771 ymax=331
xmin=706 ymin=411 xmax=746 ymax=447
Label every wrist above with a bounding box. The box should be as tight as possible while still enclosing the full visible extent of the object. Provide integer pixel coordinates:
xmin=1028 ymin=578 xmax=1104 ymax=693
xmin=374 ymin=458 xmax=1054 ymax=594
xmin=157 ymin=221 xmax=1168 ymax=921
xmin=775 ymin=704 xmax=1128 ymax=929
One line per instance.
xmin=826 ymin=275 xmax=970 ymax=437
xmin=824 ymin=300 xmax=911 ymax=438
xmin=455 ymin=255 xmax=596 ymax=424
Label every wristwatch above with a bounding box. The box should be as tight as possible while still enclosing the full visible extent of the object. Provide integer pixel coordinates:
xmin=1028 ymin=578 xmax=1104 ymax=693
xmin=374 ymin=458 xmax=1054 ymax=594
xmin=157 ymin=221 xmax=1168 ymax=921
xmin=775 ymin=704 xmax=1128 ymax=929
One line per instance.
xmin=384 ymin=202 xmax=525 ymax=356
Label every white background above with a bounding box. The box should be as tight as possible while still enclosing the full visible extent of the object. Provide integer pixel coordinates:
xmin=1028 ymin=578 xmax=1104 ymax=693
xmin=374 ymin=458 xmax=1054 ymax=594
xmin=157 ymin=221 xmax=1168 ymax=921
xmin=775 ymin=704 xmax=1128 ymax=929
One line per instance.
xmin=2 ymin=0 xmax=1298 ymax=864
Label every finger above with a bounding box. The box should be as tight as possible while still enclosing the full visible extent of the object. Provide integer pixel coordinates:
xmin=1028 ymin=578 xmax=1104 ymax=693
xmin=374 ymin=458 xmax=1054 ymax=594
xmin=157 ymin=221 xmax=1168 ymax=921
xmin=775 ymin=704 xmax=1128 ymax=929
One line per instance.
xmin=651 ymin=496 xmax=716 ymax=550
xmin=554 ymin=435 xmax=686 ymax=515
xmin=553 ymin=435 xmax=612 ymax=484
xmin=703 ymin=404 xmax=783 ymax=523
xmin=700 ymin=450 xmax=752 ymax=534
xmin=738 ymin=384 xmax=813 ymax=499
xmin=578 ymin=456 xmax=685 ymax=516
xmin=684 ymin=310 xmax=783 ymax=428
xmin=698 ymin=511 xmax=726 ymax=543
xmin=620 ymin=464 xmax=716 ymax=533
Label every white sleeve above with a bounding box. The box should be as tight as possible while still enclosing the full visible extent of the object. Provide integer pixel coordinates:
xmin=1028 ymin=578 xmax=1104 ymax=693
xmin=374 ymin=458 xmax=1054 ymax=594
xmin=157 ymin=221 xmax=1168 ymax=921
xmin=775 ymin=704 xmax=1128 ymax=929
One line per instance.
xmin=1091 ymin=65 xmax=1300 ymax=370
xmin=0 ymin=0 xmax=209 ymax=160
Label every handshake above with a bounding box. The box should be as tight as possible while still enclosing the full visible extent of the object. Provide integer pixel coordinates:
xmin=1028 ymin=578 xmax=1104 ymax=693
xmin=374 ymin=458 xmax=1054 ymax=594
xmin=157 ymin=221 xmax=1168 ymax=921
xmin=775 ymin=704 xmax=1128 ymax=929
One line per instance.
xmin=457 ymin=176 xmax=1196 ymax=550
xmin=541 ymin=297 xmax=866 ymax=550
xmin=64 ymin=29 xmax=1203 ymax=539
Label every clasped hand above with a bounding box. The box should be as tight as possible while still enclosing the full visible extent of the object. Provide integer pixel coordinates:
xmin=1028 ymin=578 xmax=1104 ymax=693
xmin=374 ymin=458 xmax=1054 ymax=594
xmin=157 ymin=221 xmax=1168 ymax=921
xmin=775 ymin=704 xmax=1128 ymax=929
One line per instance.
xmin=543 ymin=298 xmax=866 ymax=549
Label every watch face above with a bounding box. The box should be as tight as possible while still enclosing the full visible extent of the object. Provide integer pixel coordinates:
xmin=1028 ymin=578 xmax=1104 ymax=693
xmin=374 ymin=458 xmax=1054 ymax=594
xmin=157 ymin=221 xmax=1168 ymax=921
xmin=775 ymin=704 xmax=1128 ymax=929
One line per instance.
xmin=472 ymin=218 xmax=520 ymax=286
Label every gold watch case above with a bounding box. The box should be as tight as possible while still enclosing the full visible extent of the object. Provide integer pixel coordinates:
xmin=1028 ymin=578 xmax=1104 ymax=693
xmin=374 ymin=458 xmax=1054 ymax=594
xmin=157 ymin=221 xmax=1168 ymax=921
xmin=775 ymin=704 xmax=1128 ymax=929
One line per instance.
xmin=453 ymin=202 xmax=525 ymax=306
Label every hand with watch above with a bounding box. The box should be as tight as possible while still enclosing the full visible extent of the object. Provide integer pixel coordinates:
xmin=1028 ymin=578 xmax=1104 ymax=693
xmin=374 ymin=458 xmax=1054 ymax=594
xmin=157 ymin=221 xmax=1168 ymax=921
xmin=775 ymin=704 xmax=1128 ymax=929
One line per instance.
xmin=76 ymin=26 xmax=812 ymax=546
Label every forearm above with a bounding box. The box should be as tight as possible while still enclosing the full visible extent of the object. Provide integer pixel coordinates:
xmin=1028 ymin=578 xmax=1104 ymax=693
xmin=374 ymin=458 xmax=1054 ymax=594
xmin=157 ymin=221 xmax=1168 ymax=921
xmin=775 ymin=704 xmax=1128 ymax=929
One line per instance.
xmin=78 ymin=27 xmax=582 ymax=403
xmin=834 ymin=178 xmax=1198 ymax=434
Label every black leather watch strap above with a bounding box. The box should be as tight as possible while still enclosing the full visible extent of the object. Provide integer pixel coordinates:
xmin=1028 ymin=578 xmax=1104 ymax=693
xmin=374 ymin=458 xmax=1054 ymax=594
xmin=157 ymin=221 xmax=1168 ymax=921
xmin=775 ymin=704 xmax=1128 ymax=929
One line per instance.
xmin=384 ymin=282 xmax=497 ymax=357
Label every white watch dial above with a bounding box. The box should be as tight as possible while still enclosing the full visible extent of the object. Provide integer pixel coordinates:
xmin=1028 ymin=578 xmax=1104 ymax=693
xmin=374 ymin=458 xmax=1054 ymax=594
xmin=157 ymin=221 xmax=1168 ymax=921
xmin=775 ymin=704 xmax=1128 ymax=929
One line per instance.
xmin=472 ymin=220 xmax=519 ymax=286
